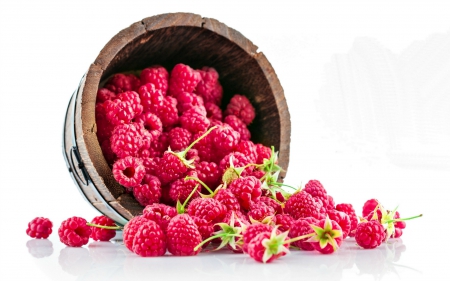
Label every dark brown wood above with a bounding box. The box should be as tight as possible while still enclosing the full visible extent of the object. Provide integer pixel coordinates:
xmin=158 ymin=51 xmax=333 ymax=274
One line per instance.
xmin=77 ymin=12 xmax=291 ymax=221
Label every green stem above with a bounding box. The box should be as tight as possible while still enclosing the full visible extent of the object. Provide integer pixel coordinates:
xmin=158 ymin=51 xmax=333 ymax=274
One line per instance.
xmin=185 ymin=176 xmax=213 ymax=194
xmin=180 ymin=126 xmax=217 ymax=158
xmin=284 ymin=232 xmax=315 ymax=244
xmin=193 ymin=233 xmax=242 ymax=251
xmin=386 ymin=214 xmax=423 ymax=224
xmin=270 ymin=181 xmax=297 ymax=190
xmin=86 ymin=223 xmax=122 ymax=230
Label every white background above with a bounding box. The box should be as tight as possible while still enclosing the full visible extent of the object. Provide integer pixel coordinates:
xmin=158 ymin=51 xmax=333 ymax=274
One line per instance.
xmin=1 ymin=0 xmax=449 ymax=280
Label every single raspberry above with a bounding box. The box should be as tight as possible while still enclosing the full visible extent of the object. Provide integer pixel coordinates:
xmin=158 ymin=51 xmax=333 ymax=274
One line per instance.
xmin=112 ymin=156 xmax=146 ymax=189
xmin=168 ymin=63 xmax=201 ymax=97
xmin=105 ymin=73 xmax=140 ymax=93
xmin=58 ymin=217 xmax=91 ymax=247
xmin=134 ymin=112 xmax=163 ymax=141
xmin=192 ymin=217 xmax=214 ymax=244
xmin=195 ymin=67 xmax=223 ymax=105
xmin=96 ymin=88 xmax=116 ymax=103
xmin=259 ymin=196 xmax=283 ymax=215
xmin=255 ymin=144 xmax=272 ymax=164
xmin=224 ymin=94 xmax=255 ymax=125
xmin=123 ymin=215 xmax=151 ymax=251
xmin=228 ymin=176 xmax=262 ymax=210
xmin=166 ymin=214 xmax=203 ymax=256
xmin=211 ymin=123 xmax=240 ymax=155
xmin=138 ymin=83 xmax=164 ymax=113
xmin=192 ymin=131 xmax=215 ymax=162
xmin=169 ymin=172 xmax=201 ymax=203
xmin=168 ymin=127 xmax=192 ymax=151
xmin=241 ymin=223 xmax=274 ymax=253
xmin=224 ymin=115 xmax=251 ymax=141
xmin=133 ymin=174 xmax=162 ymax=207
xmin=155 ymin=96 xmax=179 ymax=128
xmin=214 ymin=188 xmax=241 ymax=212
xmin=132 ymin=220 xmax=166 ymax=257
xmin=355 ymin=220 xmax=385 ymax=249
xmin=26 ymin=239 xmax=53 ymax=258
xmin=362 ymin=199 xmax=380 ymax=218
xmin=247 ymin=230 xmax=290 ymax=263
xmin=335 ymin=203 xmax=358 ymax=237
xmin=116 ymin=91 xmax=143 ymax=117
xmin=284 ymin=191 xmax=323 ymax=220
xmin=274 ymin=214 xmax=295 ymax=233
xmin=303 ymin=180 xmax=328 ymax=208
xmin=140 ymin=65 xmax=169 ymax=95
xmin=26 ymin=217 xmax=53 ymax=239
xmin=95 ymin=102 xmax=115 ymax=143
xmin=176 ymin=92 xmax=205 ymax=114
xmin=89 ymin=215 xmax=116 ymax=241
xmin=110 ymin=123 xmax=143 ymax=158
xmin=235 ymin=140 xmax=258 ymax=163
xmin=141 ymin=157 xmax=160 ymax=176
xmin=327 ymin=210 xmax=351 ymax=239
xmin=205 ymin=102 xmax=223 ymax=121
xmin=180 ymin=109 xmax=210 ymax=134
xmin=149 ymin=132 xmax=170 ymax=157
xmin=219 ymin=152 xmax=253 ymax=177
xmin=143 ymin=203 xmax=177 ymax=232
xmin=308 ymin=216 xmax=343 ymax=254
xmin=195 ymin=161 xmax=221 ymax=190
xmin=289 ymin=217 xmax=318 ymax=251
xmin=186 ymin=148 xmax=200 ymax=166
xmin=187 ymin=198 xmax=227 ymax=223
xmin=104 ymin=99 xmax=136 ymax=126
xmin=248 ymin=200 xmax=275 ymax=222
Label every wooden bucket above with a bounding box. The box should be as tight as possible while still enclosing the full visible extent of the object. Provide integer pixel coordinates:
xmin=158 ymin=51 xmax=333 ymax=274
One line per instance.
xmin=62 ymin=13 xmax=291 ymax=226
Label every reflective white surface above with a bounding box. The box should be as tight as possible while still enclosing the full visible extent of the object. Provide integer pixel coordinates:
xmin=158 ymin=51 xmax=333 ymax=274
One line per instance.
xmin=1 ymin=1 xmax=449 ymax=280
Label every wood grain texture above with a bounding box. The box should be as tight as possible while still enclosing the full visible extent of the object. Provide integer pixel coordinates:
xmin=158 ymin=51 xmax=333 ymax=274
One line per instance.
xmin=77 ymin=12 xmax=291 ymax=222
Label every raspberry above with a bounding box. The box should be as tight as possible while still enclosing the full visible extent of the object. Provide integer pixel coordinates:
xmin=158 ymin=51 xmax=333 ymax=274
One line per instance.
xmin=169 ymin=173 xmax=201 ymax=203
xmin=143 ymin=203 xmax=177 ymax=232
xmin=155 ymin=96 xmax=179 ymax=128
xmin=168 ymin=63 xmax=202 ymax=97
xmin=205 ymin=102 xmax=223 ymax=121
xmin=95 ymin=102 xmax=115 ymax=143
xmin=192 ymin=217 xmax=214 ymax=244
xmin=289 ymin=217 xmax=317 ymax=251
xmin=303 ymin=180 xmax=328 ymax=208
xmin=26 ymin=239 xmax=53 ymax=258
xmin=110 ymin=123 xmax=143 ymax=158
xmin=308 ymin=216 xmax=343 ymax=254
xmin=362 ymin=199 xmax=380 ymax=218
xmin=141 ymin=157 xmax=160 ymax=176
xmin=284 ymin=191 xmax=323 ymax=220
xmin=58 ymin=217 xmax=91 ymax=247
xmin=195 ymin=161 xmax=221 ymax=190
xmin=235 ymin=141 xmax=258 ymax=163
xmin=248 ymin=200 xmax=275 ymax=222
xmin=335 ymin=203 xmax=358 ymax=237
xmin=105 ymin=73 xmax=140 ymax=93
xmin=255 ymin=144 xmax=271 ymax=164
xmin=327 ymin=195 xmax=335 ymax=210
xmin=224 ymin=94 xmax=255 ymax=125
xmin=112 ymin=156 xmax=145 ymax=189
xmin=195 ymin=67 xmax=223 ymax=105
xmin=355 ymin=220 xmax=385 ymax=249
xmin=140 ymin=65 xmax=169 ymax=95
xmin=211 ymin=123 xmax=240 ymax=155
xmin=89 ymin=215 xmax=116 ymax=241
xmin=224 ymin=115 xmax=251 ymax=141
xmin=229 ymin=176 xmax=262 ymax=210
xmin=274 ymin=214 xmax=295 ymax=233
xmin=259 ymin=196 xmax=282 ymax=214
xmin=241 ymin=223 xmax=274 ymax=253
xmin=214 ymin=188 xmax=240 ymax=212
xmin=96 ymin=88 xmax=116 ymax=103
xmin=166 ymin=214 xmax=203 ymax=256
xmin=26 ymin=217 xmax=53 ymax=239
xmin=149 ymin=132 xmax=170 ymax=157
xmin=192 ymin=131 xmax=215 ymax=162
xmin=134 ymin=112 xmax=162 ymax=141
xmin=104 ymin=99 xmax=136 ymax=126
xmin=116 ymin=91 xmax=143 ymax=117
xmin=219 ymin=152 xmax=253 ymax=176
xmin=186 ymin=149 xmax=200 ymax=166
xmin=327 ymin=210 xmax=351 ymax=239
xmin=133 ymin=174 xmax=162 ymax=207
xmin=158 ymin=152 xmax=188 ymax=185
xmin=168 ymin=127 xmax=192 ymax=151
xmin=222 ymin=210 xmax=250 ymax=227
xmin=176 ymin=92 xmax=205 ymax=114
xmin=187 ymin=198 xmax=227 ymax=223
xmin=138 ymin=83 xmax=164 ymax=113
xmin=132 ymin=220 xmax=166 ymax=257
xmin=180 ymin=109 xmax=210 ymax=134
xmin=250 ymin=169 xmax=266 ymax=180
xmin=247 ymin=230 xmax=289 ymax=263
xmin=123 ymin=215 xmax=151 ymax=251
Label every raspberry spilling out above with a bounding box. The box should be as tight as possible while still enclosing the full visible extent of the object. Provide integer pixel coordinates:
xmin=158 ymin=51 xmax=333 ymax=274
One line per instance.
xmin=247 ymin=229 xmax=290 ymax=263
xmin=89 ymin=215 xmax=117 ymax=242
xmin=355 ymin=220 xmax=385 ymax=249
xmin=132 ymin=220 xmax=166 ymax=257
xmin=26 ymin=217 xmax=53 ymax=239
xmin=166 ymin=214 xmax=202 ymax=256
xmin=58 ymin=217 xmax=92 ymax=247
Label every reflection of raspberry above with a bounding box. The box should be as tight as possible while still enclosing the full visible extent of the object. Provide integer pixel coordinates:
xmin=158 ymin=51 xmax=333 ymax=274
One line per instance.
xmin=90 ymin=215 xmax=116 ymax=242
xmin=140 ymin=65 xmax=169 ymax=95
xmin=166 ymin=214 xmax=202 ymax=256
xmin=58 ymin=217 xmax=91 ymax=247
xmin=195 ymin=67 xmax=223 ymax=105
xmin=133 ymin=175 xmax=161 ymax=207
xmin=224 ymin=115 xmax=251 ymax=141
xmin=26 ymin=217 xmax=53 ymax=239
xmin=112 ymin=156 xmax=145 ymax=189
xmin=105 ymin=73 xmax=140 ymax=93
xmin=169 ymin=64 xmax=201 ymax=97
xmin=132 ymin=220 xmax=166 ymax=257
xmin=224 ymin=94 xmax=255 ymax=125
xmin=110 ymin=123 xmax=143 ymax=158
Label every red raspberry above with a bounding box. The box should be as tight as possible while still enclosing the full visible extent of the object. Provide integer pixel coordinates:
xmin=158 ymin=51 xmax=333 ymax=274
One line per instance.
xmin=104 ymin=99 xmax=136 ymax=126
xmin=168 ymin=63 xmax=201 ymax=97
xmin=192 ymin=131 xmax=215 ymax=162
xmin=205 ymin=102 xmax=223 ymax=121
xmin=112 ymin=156 xmax=145 ymax=189
xmin=96 ymin=88 xmax=116 ymax=103
xmin=95 ymin=102 xmax=115 ymax=143
xmin=289 ymin=217 xmax=318 ymax=251
xmin=247 ymin=230 xmax=289 ymax=263
xmin=140 ymin=65 xmax=169 ymax=95
xmin=155 ymin=96 xmax=179 ymax=128
xmin=235 ymin=140 xmax=258 ymax=163
xmin=285 ymin=191 xmax=323 ymax=220
xmin=241 ymin=223 xmax=274 ymax=253
xmin=141 ymin=157 xmax=160 ymax=176
xmin=192 ymin=217 xmax=214 ymax=244
xmin=186 ymin=149 xmax=200 ymax=166
xmin=308 ymin=217 xmax=343 ymax=254
xmin=187 ymin=198 xmax=227 ymax=223
xmin=143 ymin=203 xmax=177 ymax=232
xmin=327 ymin=195 xmax=335 ymax=210
xmin=135 ymin=122 xmax=153 ymax=150
xmin=169 ymin=173 xmax=201 ymax=203
xmin=327 ymin=210 xmax=351 ymax=239
xmin=58 ymin=217 xmax=91 ymax=247
xmin=149 ymin=132 xmax=170 ymax=158
xmin=123 ymin=215 xmax=151 ymax=251
xmin=222 ymin=210 xmax=249 ymax=227
xmin=303 ymin=179 xmax=328 ymax=208
xmin=110 ymin=123 xmax=143 ymax=158
xmin=133 ymin=174 xmax=162 ymax=207
xmin=176 ymin=92 xmax=205 ymax=114
xmin=180 ymin=109 xmax=210 ymax=134
xmin=138 ymin=83 xmax=164 ymax=113
xmin=166 ymin=214 xmax=203 ymax=256
xmin=168 ymin=127 xmax=192 ymax=151
xmin=132 ymin=220 xmax=166 ymax=257
xmin=248 ymin=200 xmax=275 ymax=222
xmin=105 ymin=73 xmax=140 ymax=93
xmin=26 ymin=217 xmax=53 ymax=239
xmin=393 ymin=211 xmax=406 ymax=238
xmin=195 ymin=67 xmax=223 ymax=105
xmin=355 ymin=220 xmax=385 ymax=249
xmin=259 ymin=196 xmax=283 ymax=214
xmin=195 ymin=161 xmax=221 ymax=190
xmin=224 ymin=115 xmax=251 ymax=141
xmin=274 ymin=214 xmax=295 ymax=233
xmin=336 ymin=203 xmax=358 ymax=237
xmin=116 ymin=91 xmax=143 ymax=117
xmin=158 ymin=152 xmax=189 ymax=185
xmin=255 ymin=144 xmax=271 ymax=164
xmin=250 ymin=169 xmax=266 ymax=180
xmin=229 ymin=176 xmax=262 ymax=210
xmin=89 ymin=215 xmax=116 ymax=241
xmin=219 ymin=152 xmax=252 ymax=176
xmin=362 ymin=199 xmax=380 ymax=218
xmin=224 ymin=94 xmax=255 ymax=125
xmin=211 ymin=123 xmax=240 ymax=155
xmin=214 ymin=189 xmax=240 ymax=212
xmin=134 ymin=112 xmax=162 ymax=141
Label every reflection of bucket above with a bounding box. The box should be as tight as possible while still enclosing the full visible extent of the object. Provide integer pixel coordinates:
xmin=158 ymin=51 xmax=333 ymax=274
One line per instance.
xmin=62 ymin=13 xmax=291 ymax=226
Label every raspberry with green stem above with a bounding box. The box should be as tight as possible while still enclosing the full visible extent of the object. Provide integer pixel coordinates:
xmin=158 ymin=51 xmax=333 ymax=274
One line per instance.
xmin=175 ymin=184 xmax=201 ymax=214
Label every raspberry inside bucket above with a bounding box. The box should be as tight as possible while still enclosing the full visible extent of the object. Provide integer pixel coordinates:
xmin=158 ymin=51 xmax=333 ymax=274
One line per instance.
xmin=123 ymin=167 xmax=135 ymax=178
